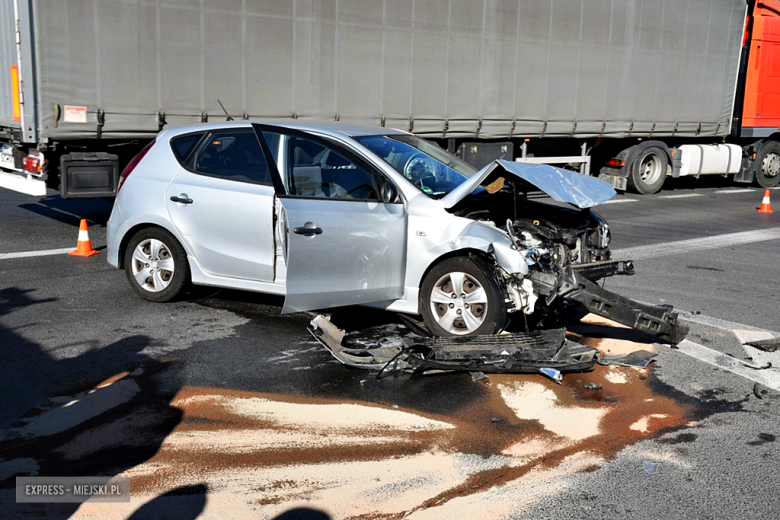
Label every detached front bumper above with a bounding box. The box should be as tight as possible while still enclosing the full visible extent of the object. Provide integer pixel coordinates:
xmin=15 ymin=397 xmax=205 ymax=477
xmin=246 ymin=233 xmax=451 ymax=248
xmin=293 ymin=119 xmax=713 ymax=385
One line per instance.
xmin=530 ymin=265 xmax=688 ymax=344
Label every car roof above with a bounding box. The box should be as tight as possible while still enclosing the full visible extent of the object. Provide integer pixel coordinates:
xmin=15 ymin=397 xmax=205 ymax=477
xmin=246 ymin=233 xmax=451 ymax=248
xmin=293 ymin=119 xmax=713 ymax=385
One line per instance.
xmin=160 ymin=119 xmax=409 ymax=140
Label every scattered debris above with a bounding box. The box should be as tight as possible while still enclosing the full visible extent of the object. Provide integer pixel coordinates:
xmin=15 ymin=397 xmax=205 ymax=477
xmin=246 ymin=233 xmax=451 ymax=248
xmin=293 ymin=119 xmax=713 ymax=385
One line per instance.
xmin=538 ymin=367 xmax=563 ymax=385
xmin=584 ymin=382 xmax=603 ymax=391
xmin=746 ymin=337 xmax=780 ymax=353
xmin=643 ymin=460 xmax=660 ymax=474
xmin=491 ymin=417 xmax=502 ymax=423
xmin=470 ymin=371 xmax=489 ymax=382
xmin=753 ymin=382 xmax=771 ymax=400
xmin=309 ymin=316 xmax=599 ymax=381
xmin=598 ymin=350 xmax=657 ymax=369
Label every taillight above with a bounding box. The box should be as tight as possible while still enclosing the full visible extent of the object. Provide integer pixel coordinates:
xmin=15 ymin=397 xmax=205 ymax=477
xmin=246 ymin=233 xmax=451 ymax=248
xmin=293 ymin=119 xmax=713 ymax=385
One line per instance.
xmin=605 ymin=158 xmax=625 ymax=168
xmin=24 ymin=156 xmax=41 ymax=173
xmin=118 ymin=141 xmax=154 ymax=192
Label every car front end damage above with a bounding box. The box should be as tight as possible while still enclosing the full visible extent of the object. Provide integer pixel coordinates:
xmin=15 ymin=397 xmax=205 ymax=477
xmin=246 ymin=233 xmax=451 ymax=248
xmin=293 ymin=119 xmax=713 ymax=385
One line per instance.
xmin=308 ymin=160 xmax=688 ymax=379
xmin=448 ymin=161 xmax=688 ymax=344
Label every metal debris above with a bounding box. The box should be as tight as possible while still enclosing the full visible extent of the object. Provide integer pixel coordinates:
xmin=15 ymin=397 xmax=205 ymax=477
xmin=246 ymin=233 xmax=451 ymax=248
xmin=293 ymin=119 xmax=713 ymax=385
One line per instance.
xmin=598 ymin=350 xmax=658 ymax=369
xmin=308 ymin=316 xmax=598 ymax=380
xmin=584 ymin=382 xmax=603 ymax=390
xmin=538 ymin=367 xmax=563 ymax=385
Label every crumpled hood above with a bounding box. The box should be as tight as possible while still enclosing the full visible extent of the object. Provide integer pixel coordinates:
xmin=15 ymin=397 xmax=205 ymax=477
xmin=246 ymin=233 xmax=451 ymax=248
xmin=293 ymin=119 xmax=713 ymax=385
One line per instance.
xmin=441 ymin=159 xmax=616 ymax=209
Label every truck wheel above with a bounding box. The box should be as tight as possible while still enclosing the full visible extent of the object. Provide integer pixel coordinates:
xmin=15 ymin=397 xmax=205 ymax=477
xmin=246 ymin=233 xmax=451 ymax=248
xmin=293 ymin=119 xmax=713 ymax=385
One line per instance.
xmin=755 ymin=141 xmax=780 ymax=188
xmin=124 ymin=227 xmax=190 ymax=303
xmin=627 ymin=147 xmax=668 ymax=194
xmin=420 ymin=256 xmax=506 ymax=336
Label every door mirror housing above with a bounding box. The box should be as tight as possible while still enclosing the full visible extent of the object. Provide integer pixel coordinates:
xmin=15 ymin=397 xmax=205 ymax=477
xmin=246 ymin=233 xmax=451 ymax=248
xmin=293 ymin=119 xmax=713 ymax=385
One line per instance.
xmin=381 ymin=179 xmax=401 ymax=203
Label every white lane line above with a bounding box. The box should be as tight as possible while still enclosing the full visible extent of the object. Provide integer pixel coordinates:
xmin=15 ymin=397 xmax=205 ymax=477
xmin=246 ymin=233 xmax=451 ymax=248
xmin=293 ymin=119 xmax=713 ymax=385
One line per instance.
xmin=0 ymin=247 xmax=74 ymax=260
xmin=675 ymin=339 xmax=780 ymax=391
xmin=612 ymin=227 xmax=780 ymax=260
xmin=659 ymin=193 xmax=703 ymax=199
xmin=715 ymin=188 xmax=756 ymax=194
xmin=680 ymin=311 xmax=769 ymax=334
xmin=601 ymin=198 xmax=638 ymax=205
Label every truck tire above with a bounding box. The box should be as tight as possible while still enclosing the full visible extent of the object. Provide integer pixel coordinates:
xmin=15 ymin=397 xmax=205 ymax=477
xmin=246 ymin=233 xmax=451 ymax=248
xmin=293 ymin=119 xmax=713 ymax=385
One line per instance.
xmin=420 ymin=256 xmax=506 ymax=337
xmin=627 ymin=146 xmax=668 ymax=195
xmin=124 ymin=227 xmax=190 ymax=303
xmin=755 ymin=141 xmax=780 ymax=188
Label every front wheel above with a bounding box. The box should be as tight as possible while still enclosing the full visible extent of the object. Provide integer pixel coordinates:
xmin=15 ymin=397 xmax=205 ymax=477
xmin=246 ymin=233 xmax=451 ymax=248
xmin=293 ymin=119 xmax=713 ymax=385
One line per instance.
xmin=755 ymin=141 xmax=780 ymax=188
xmin=420 ymin=256 xmax=507 ymax=336
xmin=124 ymin=227 xmax=190 ymax=303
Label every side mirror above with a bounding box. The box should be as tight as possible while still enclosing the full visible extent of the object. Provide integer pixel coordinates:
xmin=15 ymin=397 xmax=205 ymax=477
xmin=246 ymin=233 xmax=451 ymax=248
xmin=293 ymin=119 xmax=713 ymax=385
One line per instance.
xmin=381 ymin=179 xmax=400 ymax=203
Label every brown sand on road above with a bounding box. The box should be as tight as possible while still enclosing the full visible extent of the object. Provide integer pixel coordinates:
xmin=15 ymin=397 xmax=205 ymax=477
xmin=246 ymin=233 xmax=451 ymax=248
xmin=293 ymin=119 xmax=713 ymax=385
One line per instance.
xmin=53 ymin=323 xmax=690 ymax=519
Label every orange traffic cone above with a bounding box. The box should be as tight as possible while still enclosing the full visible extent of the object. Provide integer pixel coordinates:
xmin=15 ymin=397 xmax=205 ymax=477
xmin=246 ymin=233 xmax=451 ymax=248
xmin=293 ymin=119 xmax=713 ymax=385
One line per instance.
xmin=758 ymin=189 xmax=774 ymax=214
xmin=69 ymin=219 xmax=100 ymax=256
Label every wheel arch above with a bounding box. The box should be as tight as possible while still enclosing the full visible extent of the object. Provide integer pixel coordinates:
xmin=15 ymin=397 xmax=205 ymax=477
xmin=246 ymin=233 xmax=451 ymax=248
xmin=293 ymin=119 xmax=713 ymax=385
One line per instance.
xmin=417 ymin=249 xmax=495 ymax=292
xmin=118 ymin=222 xmax=183 ymax=269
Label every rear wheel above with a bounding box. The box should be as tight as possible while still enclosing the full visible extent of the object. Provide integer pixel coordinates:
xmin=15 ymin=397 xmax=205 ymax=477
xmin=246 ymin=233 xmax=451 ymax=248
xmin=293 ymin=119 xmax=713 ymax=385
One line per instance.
xmin=627 ymin=147 xmax=668 ymax=195
xmin=755 ymin=141 xmax=780 ymax=188
xmin=420 ymin=256 xmax=506 ymax=336
xmin=124 ymin=227 xmax=189 ymax=302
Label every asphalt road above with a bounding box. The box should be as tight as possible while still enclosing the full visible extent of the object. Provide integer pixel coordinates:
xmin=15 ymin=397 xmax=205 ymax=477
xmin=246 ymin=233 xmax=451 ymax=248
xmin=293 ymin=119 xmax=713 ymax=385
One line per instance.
xmin=1 ymin=179 xmax=779 ymax=519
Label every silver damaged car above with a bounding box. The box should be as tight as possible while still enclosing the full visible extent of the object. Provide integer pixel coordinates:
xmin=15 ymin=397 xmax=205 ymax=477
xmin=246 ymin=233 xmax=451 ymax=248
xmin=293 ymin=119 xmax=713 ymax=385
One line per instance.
xmin=107 ymin=120 xmax=631 ymax=337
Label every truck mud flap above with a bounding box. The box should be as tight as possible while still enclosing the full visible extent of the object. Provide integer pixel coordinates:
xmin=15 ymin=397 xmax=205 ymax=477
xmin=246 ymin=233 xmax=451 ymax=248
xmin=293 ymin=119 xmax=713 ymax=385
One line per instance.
xmin=531 ymin=266 xmax=689 ymax=344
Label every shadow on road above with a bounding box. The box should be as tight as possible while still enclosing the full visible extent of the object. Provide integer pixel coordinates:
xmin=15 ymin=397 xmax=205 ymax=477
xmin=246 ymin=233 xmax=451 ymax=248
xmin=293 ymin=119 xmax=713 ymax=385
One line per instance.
xmin=128 ymin=484 xmax=208 ymax=520
xmin=18 ymin=195 xmax=113 ymax=228
xmin=0 ymin=286 xmax=185 ymax=519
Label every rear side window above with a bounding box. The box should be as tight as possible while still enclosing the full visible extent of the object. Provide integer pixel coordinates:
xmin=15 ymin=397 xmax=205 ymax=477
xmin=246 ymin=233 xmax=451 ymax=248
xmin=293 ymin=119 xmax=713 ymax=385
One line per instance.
xmin=191 ymin=129 xmax=271 ymax=185
xmin=171 ymin=132 xmax=204 ymax=164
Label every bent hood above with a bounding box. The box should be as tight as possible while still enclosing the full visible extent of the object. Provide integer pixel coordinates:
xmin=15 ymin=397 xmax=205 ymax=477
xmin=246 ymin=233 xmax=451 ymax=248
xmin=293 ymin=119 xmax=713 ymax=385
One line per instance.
xmin=441 ymin=159 xmax=616 ymax=210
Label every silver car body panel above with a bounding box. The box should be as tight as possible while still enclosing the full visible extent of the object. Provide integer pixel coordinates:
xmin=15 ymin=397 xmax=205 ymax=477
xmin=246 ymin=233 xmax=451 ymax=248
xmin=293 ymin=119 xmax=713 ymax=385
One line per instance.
xmin=165 ymin=170 xmax=276 ymax=282
xmin=441 ymin=159 xmax=616 ymax=210
xmin=280 ymin=198 xmax=407 ymax=313
xmin=107 ymin=120 xmax=542 ymax=316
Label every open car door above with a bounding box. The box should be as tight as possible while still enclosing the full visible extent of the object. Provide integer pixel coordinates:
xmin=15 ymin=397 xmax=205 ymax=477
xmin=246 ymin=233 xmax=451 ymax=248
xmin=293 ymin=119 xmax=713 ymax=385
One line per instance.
xmin=279 ymin=198 xmax=406 ymax=313
xmin=255 ymin=124 xmax=407 ymax=314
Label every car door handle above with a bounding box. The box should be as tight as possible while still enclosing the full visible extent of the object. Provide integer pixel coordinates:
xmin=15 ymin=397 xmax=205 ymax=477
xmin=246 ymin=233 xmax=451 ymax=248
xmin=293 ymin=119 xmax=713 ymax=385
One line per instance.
xmin=294 ymin=224 xmax=323 ymax=236
xmin=170 ymin=194 xmax=193 ymax=204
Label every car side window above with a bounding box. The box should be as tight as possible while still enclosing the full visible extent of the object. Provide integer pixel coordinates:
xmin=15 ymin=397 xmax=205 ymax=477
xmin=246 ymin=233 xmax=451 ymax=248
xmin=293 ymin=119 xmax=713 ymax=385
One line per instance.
xmin=264 ymin=132 xmax=379 ymax=200
xmin=171 ymin=132 xmax=204 ymax=164
xmin=191 ymin=129 xmax=271 ymax=185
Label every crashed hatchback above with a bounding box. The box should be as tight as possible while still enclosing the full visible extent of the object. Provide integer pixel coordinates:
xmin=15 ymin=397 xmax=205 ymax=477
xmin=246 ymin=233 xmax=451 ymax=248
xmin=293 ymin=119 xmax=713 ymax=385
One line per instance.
xmin=107 ymin=120 xmax=685 ymax=343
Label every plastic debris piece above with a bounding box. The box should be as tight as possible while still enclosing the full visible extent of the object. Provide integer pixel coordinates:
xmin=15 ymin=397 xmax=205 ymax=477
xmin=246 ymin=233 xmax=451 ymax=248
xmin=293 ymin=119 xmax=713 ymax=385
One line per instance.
xmin=584 ymin=382 xmax=603 ymax=390
xmin=643 ymin=461 xmax=660 ymax=474
xmin=598 ymin=350 xmax=657 ymax=369
xmin=491 ymin=417 xmax=502 ymax=423
xmin=470 ymin=371 xmax=489 ymax=382
xmin=747 ymin=337 xmax=780 ymax=353
xmin=538 ymin=367 xmax=563 ymax=385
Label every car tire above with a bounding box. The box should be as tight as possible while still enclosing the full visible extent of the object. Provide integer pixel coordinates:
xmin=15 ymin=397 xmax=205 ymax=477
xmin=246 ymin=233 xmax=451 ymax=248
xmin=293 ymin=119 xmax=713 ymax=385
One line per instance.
xmin=627 ymin=147 xmax=668 ymax=195
xmin=420 ymin=256 xmax=507 ymax=337
xmin=755 ymin=141 xmax=780 ymax=188
xmin=124 ymin=227 xmax=190 ymax=303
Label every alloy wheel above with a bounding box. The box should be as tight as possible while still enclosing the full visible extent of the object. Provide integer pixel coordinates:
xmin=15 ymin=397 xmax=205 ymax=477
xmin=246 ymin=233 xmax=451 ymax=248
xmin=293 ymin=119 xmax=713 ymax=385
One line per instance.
xmin=130 ymin=238 xmax=175 ymax=293
xmin=429 ymin=271 xmax=488 ymax=335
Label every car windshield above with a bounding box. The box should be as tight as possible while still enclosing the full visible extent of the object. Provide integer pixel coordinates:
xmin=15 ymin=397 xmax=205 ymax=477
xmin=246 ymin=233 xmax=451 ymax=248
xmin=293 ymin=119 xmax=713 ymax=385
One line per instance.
xmin=355 ymin=134 xmax=480 ymax=198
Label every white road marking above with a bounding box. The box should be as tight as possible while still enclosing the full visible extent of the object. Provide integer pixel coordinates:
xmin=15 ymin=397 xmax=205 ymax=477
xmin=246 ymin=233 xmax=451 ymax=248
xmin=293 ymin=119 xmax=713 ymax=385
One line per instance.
xmin=601 ymin=198 xmax=638 ymax=205
xmin=0 ymin=247 xmax=74 ymax=260
xmin=675 ymin=339 xmax=780 ymax=391
xmin=612 ymin=227 xmax=780 ymax=260
xmin=714 ymin=188 xmax=756 ymax=194
xmin=680 ymin=311 xmax=767 ymax=333
xmin=659 ymin=193 xmax=703 ymax=199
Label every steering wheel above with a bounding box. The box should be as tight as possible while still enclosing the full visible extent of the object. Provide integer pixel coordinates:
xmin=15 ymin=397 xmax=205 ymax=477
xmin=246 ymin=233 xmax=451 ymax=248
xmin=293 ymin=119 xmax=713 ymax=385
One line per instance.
xmin=403 ymin=153 xmax=437 ymax=188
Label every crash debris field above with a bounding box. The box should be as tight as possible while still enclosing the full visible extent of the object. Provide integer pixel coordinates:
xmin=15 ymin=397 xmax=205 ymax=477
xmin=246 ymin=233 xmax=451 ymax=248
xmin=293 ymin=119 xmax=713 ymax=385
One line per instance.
xmin=5 ymin=315 xmax=700 ymax=519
